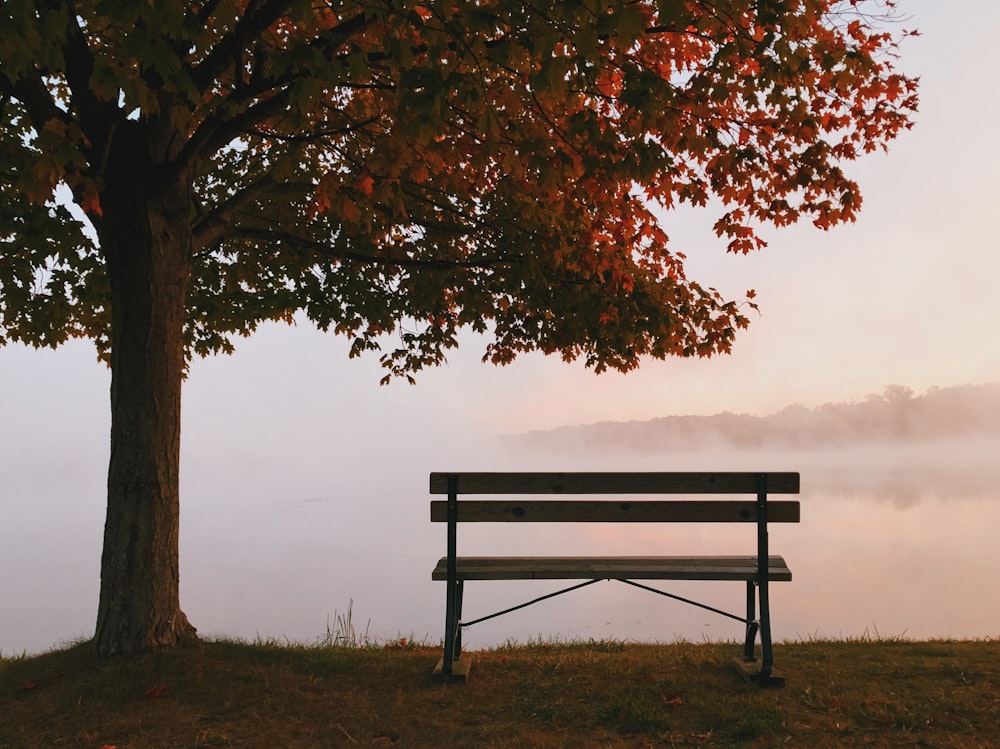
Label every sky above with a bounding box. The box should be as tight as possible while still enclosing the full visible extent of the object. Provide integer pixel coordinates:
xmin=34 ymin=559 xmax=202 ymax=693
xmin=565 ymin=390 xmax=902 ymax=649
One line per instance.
xmin=2 ymin=0 xmax=999 ymax=654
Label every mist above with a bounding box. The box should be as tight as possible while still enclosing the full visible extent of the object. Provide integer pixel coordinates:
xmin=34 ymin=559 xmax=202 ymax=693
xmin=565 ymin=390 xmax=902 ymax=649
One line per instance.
xmin=518 ymin=383 xmax=1000 ymax=504
xmin=4 ymin=344 xmax=997 ymax=657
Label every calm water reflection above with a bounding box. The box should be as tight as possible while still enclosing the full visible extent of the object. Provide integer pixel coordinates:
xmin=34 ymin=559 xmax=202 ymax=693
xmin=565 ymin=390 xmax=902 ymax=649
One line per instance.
xmin=3 ymin=437 xmax=999 ymax=655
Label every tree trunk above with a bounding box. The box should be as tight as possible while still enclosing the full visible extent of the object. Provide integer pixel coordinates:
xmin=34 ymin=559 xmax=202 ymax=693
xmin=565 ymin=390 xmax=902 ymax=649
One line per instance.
xmin=93 ymin=122 xmax=197 ymax=656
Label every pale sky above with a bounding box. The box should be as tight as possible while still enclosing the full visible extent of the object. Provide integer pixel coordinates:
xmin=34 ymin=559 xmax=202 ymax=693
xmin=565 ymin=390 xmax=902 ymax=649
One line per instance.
xmin=2 ymin=0 xmax=998 ymax=654
xmin=5 ymin=1 xmax=997 ymax=430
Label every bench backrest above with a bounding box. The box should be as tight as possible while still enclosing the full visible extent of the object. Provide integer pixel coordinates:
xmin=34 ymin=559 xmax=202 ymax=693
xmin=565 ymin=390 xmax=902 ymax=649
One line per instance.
xmin=430 ymin=472 xmax=800 ymax=524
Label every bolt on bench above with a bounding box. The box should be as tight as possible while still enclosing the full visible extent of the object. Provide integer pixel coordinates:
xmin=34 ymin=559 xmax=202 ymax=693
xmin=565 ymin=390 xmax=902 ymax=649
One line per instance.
xmin=430 ymin=472 xmax=800 ymax=685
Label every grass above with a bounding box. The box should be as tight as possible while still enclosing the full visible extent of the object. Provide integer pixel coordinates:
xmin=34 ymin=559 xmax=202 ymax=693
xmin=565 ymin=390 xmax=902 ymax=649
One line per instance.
xmin=2 ymin=634 xmax=999 ymax=748
xmin=319 ymin=599 xmax=372 ymax=648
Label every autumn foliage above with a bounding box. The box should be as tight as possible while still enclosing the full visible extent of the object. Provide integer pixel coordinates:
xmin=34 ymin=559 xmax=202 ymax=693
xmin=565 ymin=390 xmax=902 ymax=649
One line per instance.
xmin=1 ymin=0 xmax=917 ymax=378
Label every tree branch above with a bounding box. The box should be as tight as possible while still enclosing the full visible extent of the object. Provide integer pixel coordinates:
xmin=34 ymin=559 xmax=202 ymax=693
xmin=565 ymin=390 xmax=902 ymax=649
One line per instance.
xmin=191 ymin=172 xmax=293 ymax=253
xmin=173 ymin=7 xmax=379 ymax=176
xmin=187 ymin=0 xmax=295 ymax=94
xmin=228 ymin=226 xmax=515 ymax=270
xmin=195 ymin=0 xmax=225 ymax=26
xmin=58 ymin=3 xmax=120 ymax=173
xmin=3 ymin=68 xmax=68 ymax=132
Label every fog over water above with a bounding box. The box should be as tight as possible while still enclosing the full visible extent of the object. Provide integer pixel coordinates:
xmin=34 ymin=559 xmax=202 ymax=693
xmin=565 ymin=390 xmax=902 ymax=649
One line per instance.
xmin=3 ymin=358 xmax=998 ymax=656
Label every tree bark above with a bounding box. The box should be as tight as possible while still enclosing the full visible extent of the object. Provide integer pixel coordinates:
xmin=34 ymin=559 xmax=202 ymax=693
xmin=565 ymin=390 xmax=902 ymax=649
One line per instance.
xmin=93 ymin=121 xmax=197 ymax=656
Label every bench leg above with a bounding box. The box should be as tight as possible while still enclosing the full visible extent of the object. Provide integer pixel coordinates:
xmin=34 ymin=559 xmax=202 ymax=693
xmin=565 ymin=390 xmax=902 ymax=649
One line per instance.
xmin=734 ymin=579 xmax=784 ymax=686
xmin=443 ymin=579 xmax=463 ymax=673
xmin=758 ymin=577 xmax=774 ymax=677
xmin=743 ymin=580 xmax=758 ymax=661
xmin=454 ymin=580 xmax=464 ymax=660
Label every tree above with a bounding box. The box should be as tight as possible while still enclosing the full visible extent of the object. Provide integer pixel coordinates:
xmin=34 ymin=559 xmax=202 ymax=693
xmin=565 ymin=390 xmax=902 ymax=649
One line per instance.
xmin=0 ymin=0 xmax=917 ymax=656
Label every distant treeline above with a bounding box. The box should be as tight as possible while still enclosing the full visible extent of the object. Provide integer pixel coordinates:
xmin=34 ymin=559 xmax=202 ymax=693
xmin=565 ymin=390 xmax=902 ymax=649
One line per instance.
xmin=521 ymin=383 xmax=1000 ymax=452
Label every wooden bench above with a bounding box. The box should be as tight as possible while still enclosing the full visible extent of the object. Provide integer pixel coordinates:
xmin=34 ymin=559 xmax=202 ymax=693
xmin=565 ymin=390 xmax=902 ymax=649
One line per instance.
xmin=430 ymin=472 xmax=800 ymax=685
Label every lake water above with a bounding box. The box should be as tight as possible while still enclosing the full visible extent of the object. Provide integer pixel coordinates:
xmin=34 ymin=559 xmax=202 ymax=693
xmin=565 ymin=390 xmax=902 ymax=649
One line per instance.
xmin=4 ymin=428 xmax=999 ymax=656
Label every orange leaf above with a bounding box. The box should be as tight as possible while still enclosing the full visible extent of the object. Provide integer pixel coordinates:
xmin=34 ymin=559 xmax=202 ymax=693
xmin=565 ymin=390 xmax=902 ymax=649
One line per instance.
xmin=78 ymin=182 xmax=103 ymax=218
xmin=355 ymin=174 xmax=375 ymax=196
xmin=145 ymin=684 xmax=166 ymax=699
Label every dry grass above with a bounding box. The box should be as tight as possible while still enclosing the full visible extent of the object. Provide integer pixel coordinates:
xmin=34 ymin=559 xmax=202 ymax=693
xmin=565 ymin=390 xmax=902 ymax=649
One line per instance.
xmin=2 ymin=636 xmax=999 ymax=748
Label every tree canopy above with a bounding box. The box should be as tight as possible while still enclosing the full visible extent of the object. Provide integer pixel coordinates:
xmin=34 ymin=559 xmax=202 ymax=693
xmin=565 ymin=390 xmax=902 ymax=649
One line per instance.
xmin=2 ymin=0 xmax=918 ymax=379
xmin=0 ymin=0 xmax=918 ymax=655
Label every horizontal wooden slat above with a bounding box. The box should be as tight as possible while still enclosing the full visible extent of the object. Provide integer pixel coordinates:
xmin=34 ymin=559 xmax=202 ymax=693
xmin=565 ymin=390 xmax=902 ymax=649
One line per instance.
xmin=429 ymin=472 xmax=799 ymax=495
xmin=431 ymin=555 xmax=792 ymax=582
xmin=430 ymin=499 xmax=800 ymax=523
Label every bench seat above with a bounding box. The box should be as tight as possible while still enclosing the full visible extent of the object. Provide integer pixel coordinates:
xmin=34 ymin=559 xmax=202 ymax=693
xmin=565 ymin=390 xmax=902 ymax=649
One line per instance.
xmin=432 ymin=555 xmax=792 ymax=582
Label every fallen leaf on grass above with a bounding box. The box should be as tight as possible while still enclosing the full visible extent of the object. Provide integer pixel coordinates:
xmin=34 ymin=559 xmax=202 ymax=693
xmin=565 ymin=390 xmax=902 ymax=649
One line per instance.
xmin=661 ymin=695 xmax=684 ymax=706
xmin=145 ymin=684 xmax=166 ymax=699
xmin=20 ymin=680 xmax=38 ymax=691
